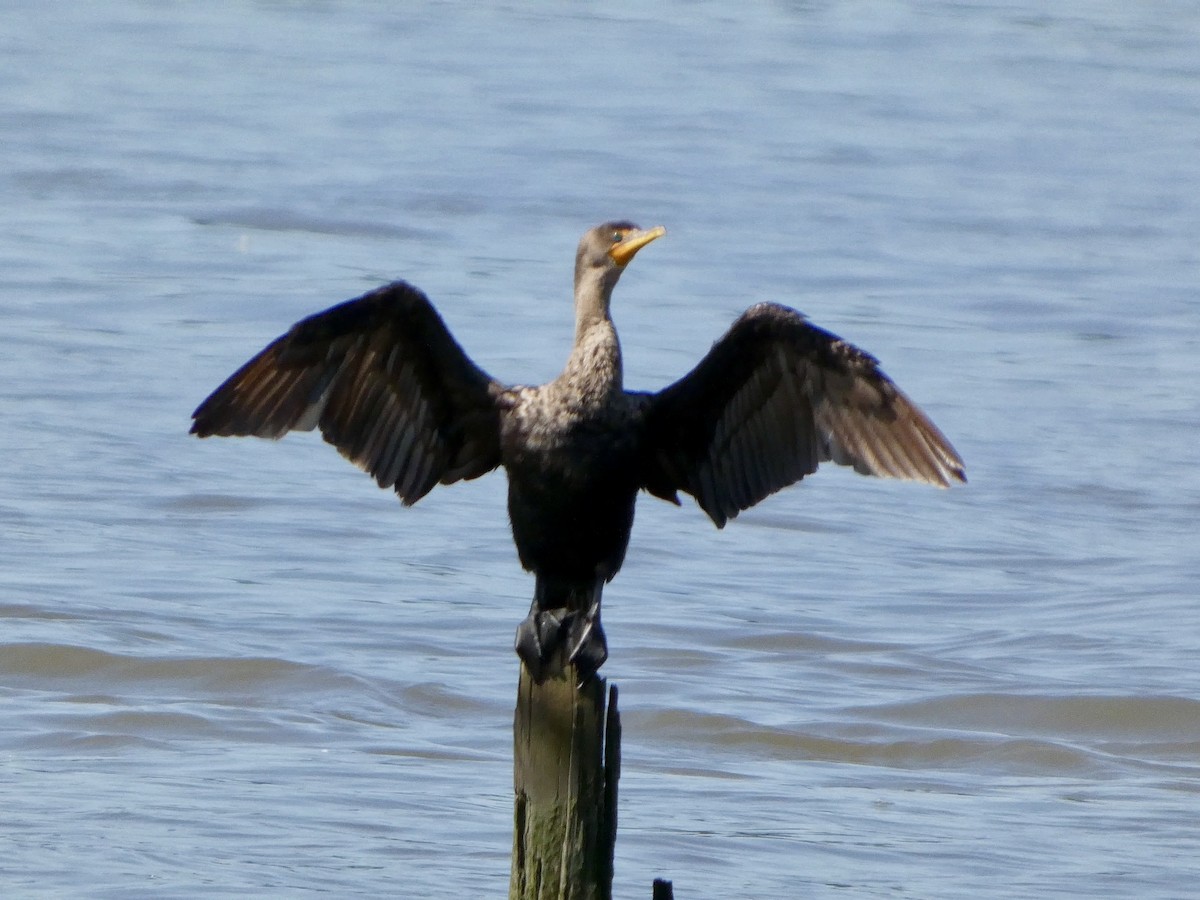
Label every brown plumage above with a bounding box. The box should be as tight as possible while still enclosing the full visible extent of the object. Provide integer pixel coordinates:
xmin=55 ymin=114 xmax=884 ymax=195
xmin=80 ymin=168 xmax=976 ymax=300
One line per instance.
xmin=191 ymin=221 xmax=965 ymax=680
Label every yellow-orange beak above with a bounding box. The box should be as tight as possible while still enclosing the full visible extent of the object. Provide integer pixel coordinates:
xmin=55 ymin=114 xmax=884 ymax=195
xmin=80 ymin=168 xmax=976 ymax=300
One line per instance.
xmin=608 ymin=225 xmax=666 ymax=266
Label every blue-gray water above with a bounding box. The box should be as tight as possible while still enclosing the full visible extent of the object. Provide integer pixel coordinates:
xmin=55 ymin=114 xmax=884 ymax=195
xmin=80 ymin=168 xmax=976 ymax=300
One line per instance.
xmin=4 ymin=3 xmax=1199 ymax=897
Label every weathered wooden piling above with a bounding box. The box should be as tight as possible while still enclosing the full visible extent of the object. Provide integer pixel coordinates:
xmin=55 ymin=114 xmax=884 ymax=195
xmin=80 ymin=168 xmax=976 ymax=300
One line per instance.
xmin=510 ymin=663 xmax=620 ymax=900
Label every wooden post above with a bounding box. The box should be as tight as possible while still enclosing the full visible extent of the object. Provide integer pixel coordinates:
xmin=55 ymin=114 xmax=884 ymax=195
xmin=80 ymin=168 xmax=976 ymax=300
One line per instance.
xmin=510 ymin=663 xmax=620 ymax=900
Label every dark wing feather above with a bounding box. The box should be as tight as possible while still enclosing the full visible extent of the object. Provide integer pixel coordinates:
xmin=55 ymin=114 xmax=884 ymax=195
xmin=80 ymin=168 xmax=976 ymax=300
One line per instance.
xmin=641 ymin=302 xmax=965 ymax=527
xmin=191 ymin=281 xmax=503 ymax=504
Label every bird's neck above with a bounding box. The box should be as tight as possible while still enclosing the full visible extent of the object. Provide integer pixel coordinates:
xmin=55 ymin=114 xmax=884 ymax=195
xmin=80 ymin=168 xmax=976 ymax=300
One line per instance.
xmin=565 ymin=268 xmax=623 ymax=394
xmin=572 ymin=266 xmax=617 ymax=346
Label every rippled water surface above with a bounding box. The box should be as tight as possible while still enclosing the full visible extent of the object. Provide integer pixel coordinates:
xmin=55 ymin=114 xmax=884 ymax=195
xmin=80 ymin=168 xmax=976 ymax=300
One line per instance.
xmin=4 ymin=2 xmax=1200 ymax=897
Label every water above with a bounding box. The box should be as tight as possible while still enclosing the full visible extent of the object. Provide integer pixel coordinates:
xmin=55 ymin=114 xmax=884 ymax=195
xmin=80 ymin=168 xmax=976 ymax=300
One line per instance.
xmin=3 ymin=2 xmax=1200 ymax=896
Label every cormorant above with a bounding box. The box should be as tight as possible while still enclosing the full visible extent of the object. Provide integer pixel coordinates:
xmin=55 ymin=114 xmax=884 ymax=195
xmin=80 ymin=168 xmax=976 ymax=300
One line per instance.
xmin=191 ymin=221 xmax=965 ymax=681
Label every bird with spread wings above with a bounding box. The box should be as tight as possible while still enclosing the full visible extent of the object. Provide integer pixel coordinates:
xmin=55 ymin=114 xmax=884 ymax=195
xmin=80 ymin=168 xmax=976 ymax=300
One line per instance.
xmin=192 ymin=222 xmax=965 ymax=681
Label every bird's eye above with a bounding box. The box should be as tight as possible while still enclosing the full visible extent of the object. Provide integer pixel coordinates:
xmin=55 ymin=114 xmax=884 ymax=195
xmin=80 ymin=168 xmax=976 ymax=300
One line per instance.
xmin=611 ymin=231 xmax=626 ymax=244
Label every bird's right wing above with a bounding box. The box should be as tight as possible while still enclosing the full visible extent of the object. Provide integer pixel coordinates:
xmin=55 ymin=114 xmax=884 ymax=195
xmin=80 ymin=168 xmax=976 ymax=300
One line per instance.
xmin=640 ymin=302 xmax=965 ymax=527
xmin=191 ymin=281 xmax=504 ymax=504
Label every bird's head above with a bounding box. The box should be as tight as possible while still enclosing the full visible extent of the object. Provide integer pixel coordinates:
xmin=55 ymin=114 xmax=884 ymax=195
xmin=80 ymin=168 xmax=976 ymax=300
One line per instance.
xmin=575 ymin=221 xmax=666 ymax=292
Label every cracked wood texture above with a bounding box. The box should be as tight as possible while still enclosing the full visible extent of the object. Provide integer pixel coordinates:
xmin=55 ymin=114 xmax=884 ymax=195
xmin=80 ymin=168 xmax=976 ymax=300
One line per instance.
xmin=510 ymin=666 xmax=619 ymax=900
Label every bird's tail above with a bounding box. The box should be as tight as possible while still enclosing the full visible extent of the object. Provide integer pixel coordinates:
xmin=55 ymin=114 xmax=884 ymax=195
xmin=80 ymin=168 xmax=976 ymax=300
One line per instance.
xmin=533 ymin=574 xmax=601 ymax=616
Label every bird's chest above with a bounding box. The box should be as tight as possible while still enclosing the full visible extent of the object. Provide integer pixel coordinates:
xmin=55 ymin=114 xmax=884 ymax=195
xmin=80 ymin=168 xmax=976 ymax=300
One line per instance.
xmin=501 ymin=390 xmax=639 ymax=484
xmin=500 ymin=390 xmax=642 ymax=576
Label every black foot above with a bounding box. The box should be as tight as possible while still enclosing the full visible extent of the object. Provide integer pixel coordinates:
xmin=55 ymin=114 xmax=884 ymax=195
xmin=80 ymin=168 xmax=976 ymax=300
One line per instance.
xmin=515 ymin=606 xmax=568 ymax=683
xmin=514 ymin=601 xmax=608 ymax=684
xmin=566 ymin=603 xmax=608 ymax=683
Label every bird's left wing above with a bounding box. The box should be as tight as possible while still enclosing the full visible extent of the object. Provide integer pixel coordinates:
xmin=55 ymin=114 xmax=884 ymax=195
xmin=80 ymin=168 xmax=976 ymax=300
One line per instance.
xmin=191 ymin=281 xmax=503 ymax=504
xmin=639 ymin=302 xmax=965 ymax=527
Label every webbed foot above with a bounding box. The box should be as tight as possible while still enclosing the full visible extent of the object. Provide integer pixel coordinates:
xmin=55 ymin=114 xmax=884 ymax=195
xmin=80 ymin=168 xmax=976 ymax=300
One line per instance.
xmin=514 ymin=582 xmax=608 ymax=683
xmin=566 ymin=599 xmax=608 ymax=683
xmin=515 ymin=605 xmax=569 ymax=683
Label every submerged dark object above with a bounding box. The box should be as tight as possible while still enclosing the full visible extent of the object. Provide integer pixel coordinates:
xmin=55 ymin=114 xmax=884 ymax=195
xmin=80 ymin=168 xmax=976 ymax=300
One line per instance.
xmin=191 ymin=221 xmax=965 ymax=680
